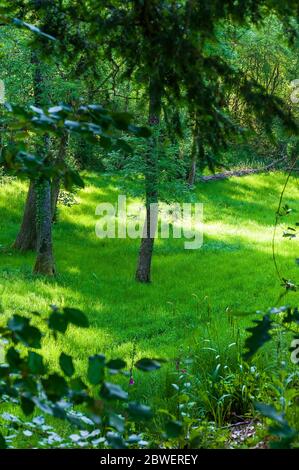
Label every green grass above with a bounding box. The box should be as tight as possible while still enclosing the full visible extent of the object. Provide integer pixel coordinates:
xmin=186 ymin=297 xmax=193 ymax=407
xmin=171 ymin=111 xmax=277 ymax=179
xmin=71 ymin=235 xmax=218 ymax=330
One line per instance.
xmin=0 ymin=171 xmax=299 ymax=444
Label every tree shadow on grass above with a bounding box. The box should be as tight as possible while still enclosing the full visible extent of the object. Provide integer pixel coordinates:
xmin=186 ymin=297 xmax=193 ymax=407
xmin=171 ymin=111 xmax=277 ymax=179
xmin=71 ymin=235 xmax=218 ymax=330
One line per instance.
xmin=1 ymin=173 xmax=299 ymax=357
xmin=196 ymin=172 xmax=299 ymax=227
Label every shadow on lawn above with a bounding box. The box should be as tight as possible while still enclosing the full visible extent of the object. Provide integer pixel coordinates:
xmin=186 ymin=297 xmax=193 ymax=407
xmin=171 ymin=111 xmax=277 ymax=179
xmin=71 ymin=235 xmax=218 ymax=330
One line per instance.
xmin=1 ymin=173 xmax=299 ymax=354
xmin=196 ymin=173 xmax=299 ymax=226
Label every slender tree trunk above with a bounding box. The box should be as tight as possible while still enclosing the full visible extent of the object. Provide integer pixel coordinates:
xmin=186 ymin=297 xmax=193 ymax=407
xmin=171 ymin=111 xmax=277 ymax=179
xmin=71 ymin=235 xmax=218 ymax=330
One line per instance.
xmin=187 ymin=157 xmax=197 ymax=186
xmin=13 ymin=49 xmax=45 ymax=251
xmin=13 ymin=181 xmax=37 ymax=251
xmin=30 ymin=48 xmax=55 ymax=275
xmin=187 ymin=118 xmax=199 ymax=186
xmin=51 ymin=176 xmax=60 ymax=222
xmin=33 ymin=178 xmax=55 ymax=276
xmin=135 ymin=79 xmax=162 ymax=283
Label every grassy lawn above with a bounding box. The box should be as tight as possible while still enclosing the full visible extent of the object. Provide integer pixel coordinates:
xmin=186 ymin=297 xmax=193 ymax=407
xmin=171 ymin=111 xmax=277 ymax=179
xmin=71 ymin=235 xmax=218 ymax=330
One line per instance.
xmin=0 ymin=171 xmax=298 ymax=444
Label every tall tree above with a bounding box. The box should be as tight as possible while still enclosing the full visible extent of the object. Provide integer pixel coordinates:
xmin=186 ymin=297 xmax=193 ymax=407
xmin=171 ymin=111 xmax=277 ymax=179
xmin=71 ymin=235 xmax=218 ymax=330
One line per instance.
xmin=31 ymin=48 xmax=56 ymax=275
xmin=76 ymin=0 xmax=298 ymax=282
xmin=13 ymin=181 xmax=37 ymax=251
xmin=136 ymin=77 xmax=162 ymax=282
xmin=6 ymin=0 xmax=299 ymax=282
xmin=51 ymin=131 xmax=69 ymax=222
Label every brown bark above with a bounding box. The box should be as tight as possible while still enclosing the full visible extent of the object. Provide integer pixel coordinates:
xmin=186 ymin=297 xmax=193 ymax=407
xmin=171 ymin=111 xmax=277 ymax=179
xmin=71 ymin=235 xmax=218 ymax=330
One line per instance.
xmin=51 ymin=131 xmax=69 ymax=221
xmin=135 ymin=78 xmax=162 ymax=283
xmin=33 ymin=178 xmax=55 ymax=276
xmin=13 ymin=49 xmax=45 ymax=251
xmin=187 ymin=158 xmax=197 ymax=186
xmin=13 ymin=181 xmax=37 ymax=251
xmin=187 ymin=119 xmax=200 ymax=186
xmin=51 ymin=177 xmax=60 ymax=222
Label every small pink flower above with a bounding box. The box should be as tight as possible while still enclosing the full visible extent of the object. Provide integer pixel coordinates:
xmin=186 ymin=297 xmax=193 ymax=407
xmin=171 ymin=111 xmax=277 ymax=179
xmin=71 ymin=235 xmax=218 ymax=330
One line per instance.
xmin=129 ymin=377 xmax=135 ymax=385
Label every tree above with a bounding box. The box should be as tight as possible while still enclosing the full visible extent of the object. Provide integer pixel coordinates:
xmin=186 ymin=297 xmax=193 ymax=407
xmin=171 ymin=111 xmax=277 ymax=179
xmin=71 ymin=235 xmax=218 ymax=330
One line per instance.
xmin=2 ymin=0 xmax=299 ymax=281
xmin=13 ymin=181 xmax=37 ymax=251
xmin=14 ymin=48 xmax=50 ymax=255
xmin=135 ymin=78 xmax=162 ymax=282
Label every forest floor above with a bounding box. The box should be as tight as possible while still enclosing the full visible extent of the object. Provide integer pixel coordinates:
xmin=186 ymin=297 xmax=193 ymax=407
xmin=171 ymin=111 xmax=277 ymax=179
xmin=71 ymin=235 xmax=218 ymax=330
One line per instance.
xmin=0 ymin=171 xmax=298 ymax=447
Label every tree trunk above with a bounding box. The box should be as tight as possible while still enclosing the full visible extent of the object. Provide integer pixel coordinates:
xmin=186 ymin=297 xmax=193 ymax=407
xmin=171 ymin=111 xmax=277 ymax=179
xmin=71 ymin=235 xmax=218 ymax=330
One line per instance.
xmin=51 ymin=131 xmax=69 ymax=221
xmin=13 ymin=49 xmax=46 ymax=250
xmin=13 ymin=181 xmax=37 ymax=251
xmin=33 ymin=178 xmax=55 ymax=276
xmin=187 ymin=118 xmax=200 ymax=186
xmin=51 ymin=176 xmax=60 ymax=222
xmin=135 ymin=79 xmax=162 ymax=283
xmin=187 ymin=158 xmax=197 ymax=186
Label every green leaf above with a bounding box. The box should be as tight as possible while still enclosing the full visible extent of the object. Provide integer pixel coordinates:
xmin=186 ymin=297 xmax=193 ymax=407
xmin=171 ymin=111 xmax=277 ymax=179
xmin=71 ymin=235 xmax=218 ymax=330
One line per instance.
xmin=0 ymin=433 xmax=7 ymax=449
xmin=115 ymin=139 xmax=132 ymax=154
xmin=135 ymin=358 xmax=161 ymax=372
xmin=28 ymin=351 xmax=45 ymax=375
xmin=21 ymin=396 xmax=35 ymax=416
xmin=255 ymin=403 xmax=287 ymax=426
xmin=59 ymin=353 xmax=75 ymax=377
xmin=109 ymin=412 xmax=125 ymax=432
xmin=19 ymin=325 xmax=42 ymax=349
xmin=63 ymin=308 xmax=89 ymax=328
xmin=0 ymin=365 xmax=9 ymax=378
xmin=165 ymin=420 xmax=183 ymax=438
xmin=7 ymin=314 xmax=42 ymax=348
xmin=42 ymin=374 xmax=68 ymax=402
xmin=68 ymin=378 xmax=88 ymax=405
xmin=67 ymin=170 xmax=85 ymax=189
xmin=69 ymin=377 xmax=87 ymax=391
xmin=100 ymin=382 xmax=128 ymax=401
xmin=106 ymin=431 xmax=126 ymax=449
xmin=112 ymin=112 xmax=133 ymax=130
xmin=243 ymin=315 xmax=273 ymax=360
xmin=8 ymin=314 xmax=28 ymax=332
xmin=255 ymin=402 xmax=297 ymax=448
xmin=128 ymin=402 xmax=153 ymax=421
xmin=128 ymin=125 xmax=151 ymax=138
xmin=106 ymin=359 xmax=126 ymax=370
xmin=88 ymin=354 xmax=105 ymax=385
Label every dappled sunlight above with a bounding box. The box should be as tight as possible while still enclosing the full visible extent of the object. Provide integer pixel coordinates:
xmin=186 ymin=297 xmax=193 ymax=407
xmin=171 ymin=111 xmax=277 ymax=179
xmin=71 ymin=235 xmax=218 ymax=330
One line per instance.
xmin=1 ymin=172 xmax=299 ymax=358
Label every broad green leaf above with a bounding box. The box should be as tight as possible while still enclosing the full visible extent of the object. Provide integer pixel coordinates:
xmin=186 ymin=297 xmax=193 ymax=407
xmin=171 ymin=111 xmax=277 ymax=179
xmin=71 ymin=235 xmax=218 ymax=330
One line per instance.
xmin=100 ymin=382 xmax=128 ymax=401
xmin=8 ymin=314 xmax=28 ymax=332
xmin=21 ymin=396 xmax=35 ymax=416
xmin=28 ymin=351 xmax=45 ymax=375
xmin=59 ymin=353 xmax=75 ymax=377
xmin=255 ymin=403 xmax=287 ymax=425
xmin=135 ymin=358 xmax=161 ymax=372
xmin=42 ymin=374 xmax=68 ymax=402
xmin=243 ymin=315 xmax=273 ymax=360
xmin=106 ymin=431 xmax=126 ymax=449
xmin=0 ymin=433 xmax=7 ymax=449
xmin=165 ymin=420 xmax=183 ymax=438
xmin=128 ymin=402 xmax=153 ymax=420
xmin=6 ymin=347 xmax=22 ymax=368
xmin=106 ymin=359 xmax=126 ymax=370
xmin=109 ymin=412 xmax=125 ymax=432
xmin=88 ymin=354 xmax=105 ymax=385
